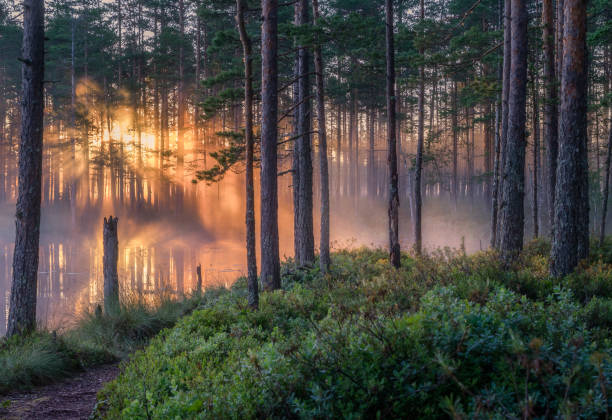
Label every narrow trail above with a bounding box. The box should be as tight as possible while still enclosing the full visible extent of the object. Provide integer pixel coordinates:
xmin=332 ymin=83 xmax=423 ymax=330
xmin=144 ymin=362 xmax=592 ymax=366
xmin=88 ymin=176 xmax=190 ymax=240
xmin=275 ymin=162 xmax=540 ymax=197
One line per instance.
xmin=0 ymin=364 xmax=119 ymax=420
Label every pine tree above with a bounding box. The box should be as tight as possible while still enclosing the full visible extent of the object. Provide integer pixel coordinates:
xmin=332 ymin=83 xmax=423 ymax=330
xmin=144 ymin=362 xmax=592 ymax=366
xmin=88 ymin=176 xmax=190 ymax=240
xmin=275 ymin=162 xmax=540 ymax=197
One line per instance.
xmin=260 ymin=0 xmax=281 ymax=290
xmin=499 ymin=0 xmax=528 ymax=261
xmin=7 ymin=0 xmax=45 ymax=337
xmin=550 ymin=0 xmax=589 ymax=277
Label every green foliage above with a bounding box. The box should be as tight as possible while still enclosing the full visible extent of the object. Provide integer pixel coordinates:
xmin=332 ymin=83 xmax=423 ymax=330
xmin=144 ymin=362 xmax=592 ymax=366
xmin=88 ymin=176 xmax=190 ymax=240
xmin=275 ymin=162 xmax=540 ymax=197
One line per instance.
xmin=194 ymin=131 xmax=245 ymax=184
xmin=95 ymin=244 xmax=612 ymax=419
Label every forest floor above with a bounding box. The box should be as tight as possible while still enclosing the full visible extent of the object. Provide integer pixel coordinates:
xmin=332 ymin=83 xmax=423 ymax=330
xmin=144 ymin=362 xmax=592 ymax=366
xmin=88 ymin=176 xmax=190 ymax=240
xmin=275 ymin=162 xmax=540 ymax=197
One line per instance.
xmin=0 ymin=363 xmax=119 ymax=419
xmin=0 ymin=363 xmax=119 ymax=420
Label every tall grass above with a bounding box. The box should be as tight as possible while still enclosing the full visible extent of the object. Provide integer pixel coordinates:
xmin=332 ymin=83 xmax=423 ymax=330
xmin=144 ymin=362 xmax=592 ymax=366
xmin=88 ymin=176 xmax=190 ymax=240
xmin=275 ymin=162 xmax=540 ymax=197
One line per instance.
xmin=0 ymin=287 xmax=227 ymax=395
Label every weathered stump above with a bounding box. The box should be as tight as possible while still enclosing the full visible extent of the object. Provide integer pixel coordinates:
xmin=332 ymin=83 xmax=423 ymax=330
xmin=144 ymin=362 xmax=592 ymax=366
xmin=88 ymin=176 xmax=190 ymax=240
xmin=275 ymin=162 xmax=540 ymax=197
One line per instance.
xmin=103 ymin=216 xmax=119 ymax=314
xmin=196 ymin=263 xmax=202 ymax=292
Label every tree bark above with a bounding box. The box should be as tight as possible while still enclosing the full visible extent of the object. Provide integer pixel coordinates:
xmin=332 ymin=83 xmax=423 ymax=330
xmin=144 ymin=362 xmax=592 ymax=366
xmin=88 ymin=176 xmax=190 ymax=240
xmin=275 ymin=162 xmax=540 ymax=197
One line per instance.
xmin=499 ymin=0 xmax=528 ymax=261
xmin=7 ymin=0 xmax=45 ymax=337
xmin=312 ymin=0 xmax=330 ymax=273
xmin=70 ymin=13 xmax=77 ymax=225
xmin=414 ymin=0 xmax=425 ymax=255
xmin=195 ymin=15 xmax=202 ymax=148
xmin=260 ymin=0 xmax=281 ymax=290
xmin=176 ymin=0 xmax=185 ymax=212
xmin=452 ymin=81 xmax=458 ymax=204
xmin=484 ymin=102 xmax=493 ymax=201
xmin=293 ymin=0 xmax=315 ymax=267
xmin=601 ymin=125 xmax=612 ymax=246
xmin=497 ymin=0 xmax=511 ymax=249
xmin=531 ymin=60 xmax=540 ymax=239
xmin=542 ymin=0 xmax=558 ymax=236
xmin=386 ymin=0 xmax=400 ymax=267
xmin=550 ymin=0 xmax=589 ymax=277
xmin=368 ymin=109 xmax=376 ymax=197
xmin=599 ymin=126 xmax=612 ymax=247
xmin=196 ymin=263 xmax=202 ymax=292
xmin=236 ymin=0 xmax=258 ymax=308
xmin=103 ymin=216 xmax=119 ymax=314
xmin=491 ymin=89 xmax=502 ymax=247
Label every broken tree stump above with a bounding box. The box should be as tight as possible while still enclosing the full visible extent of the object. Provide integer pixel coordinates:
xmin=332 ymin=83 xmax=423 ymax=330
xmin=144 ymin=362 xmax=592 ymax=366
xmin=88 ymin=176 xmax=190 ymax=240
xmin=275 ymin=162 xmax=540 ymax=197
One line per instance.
xmin=103 ymin=216 xmax=119 ymax=314
xmin=196 ymin=264 xmax=202 ymax=292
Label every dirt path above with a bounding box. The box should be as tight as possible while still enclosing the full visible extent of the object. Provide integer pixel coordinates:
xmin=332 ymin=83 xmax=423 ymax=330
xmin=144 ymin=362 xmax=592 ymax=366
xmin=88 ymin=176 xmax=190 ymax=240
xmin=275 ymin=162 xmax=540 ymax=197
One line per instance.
xmin=0 ymin=364 xmax=119 ymax=420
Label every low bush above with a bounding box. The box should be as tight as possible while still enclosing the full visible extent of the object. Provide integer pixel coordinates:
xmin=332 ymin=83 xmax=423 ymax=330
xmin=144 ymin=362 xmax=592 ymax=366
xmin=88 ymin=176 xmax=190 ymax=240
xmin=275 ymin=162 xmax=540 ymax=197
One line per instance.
xmin=95 ymin=243 xmax=612 ymax=419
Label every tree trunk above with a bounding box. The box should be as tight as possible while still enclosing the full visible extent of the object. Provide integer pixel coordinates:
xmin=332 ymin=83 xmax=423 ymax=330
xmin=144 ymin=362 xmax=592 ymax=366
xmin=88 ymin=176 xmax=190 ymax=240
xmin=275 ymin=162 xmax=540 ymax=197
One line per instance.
xmin=491 ymin=87 xmax=502 ymax=247
xmin=195 ymin=16 xmax=202 ymax=148
xmin=293 ymin=0 xmax=315 ymax=267
xmin=236 ymin=0 xmax=258 ymax=308
xmin=601 ymin=126 xmax=612 ymax=246
xmin=542 ymin=0 xmax=558 ymax=236
xmin=196 ymin=263 xmax=202 ymax=292
xmin=556 ymin=0 xmax=564 ymax=84
xmin=70 ymin=14 xmax=77 ymax=225
xmin=103 ymin=216 xmax=119 ymax=314
xmin=414 ymin=0 xmax=425 ymax=255
xmin=531 ymin=60 xmax=540 ymax=239
xmin=260 ymin=0 xmax=281 ymax=290
xmin=499 ymin=0 xmax=528 ymax=261
xmin=349 ymin=87 xmax=355 ymax=196
xmin=466 ymin=106 xmax=473 ymax=199
xmin=386 ymin=0 xmax=400 ymax=267
xmin=452 ymin=81 xmax=458 ymax=204
xmin=484 ymin=102 xmax=493 ymax=201
xmin=336 ymin=95 xmax=341 ymax=196
xmin=7 ymin=0 xmax=45 ymax=337
xmin=368 ymin=108 xmax=375 ymax=197
xmin=497 ymin=0 xmax=511 ymax=249
xmin=313 ymin=0 xmax=330 ymax=273
xmin=550 ymin=0 xmax=589 ymax=277
xmin=176 ymin=0 xmax=185 ymax=212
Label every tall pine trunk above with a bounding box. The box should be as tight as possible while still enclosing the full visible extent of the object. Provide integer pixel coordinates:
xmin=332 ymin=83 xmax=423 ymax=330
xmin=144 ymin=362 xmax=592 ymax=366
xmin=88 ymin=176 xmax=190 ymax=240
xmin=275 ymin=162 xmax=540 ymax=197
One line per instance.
xmin=499 ymin=0 xmax=528 ymax=261
xmin=414 ymin=0 xmax=425 ymax=255
xmin=551 ymin=0 xmax=589 ymax=276
xmin=452 ymin=81 xmax=458 ymax=204
xmin=542 ymin=0 xmax=558 ymax=236
xmin=531 ymin=60 xmax=540 ymax=239
xmin=386 ymin=0 xmax=400 ymax=267
xmin=260 ymin=0 xmax=281 ymax=290
xmin=496 ymin=0 xmax=511 ymax=248
xmin=194 ymin=16 xmax=202 ymax=148
xmin=368 ymin=109 xmax=375 ymax=197
xmin=313 ymin=0 xmax=330 ymax=272
xmin=7 ymin=0 xmax=45 ymax=336
xmin=601 ymin=126 xmax=612 ymax=246
xmin=236 ymin=0 xmax=258 ymax=308
xmin=294 ymin=0 xmax=315 ymax=267
xmin=176 ymin=0 xmax=185 ymax=212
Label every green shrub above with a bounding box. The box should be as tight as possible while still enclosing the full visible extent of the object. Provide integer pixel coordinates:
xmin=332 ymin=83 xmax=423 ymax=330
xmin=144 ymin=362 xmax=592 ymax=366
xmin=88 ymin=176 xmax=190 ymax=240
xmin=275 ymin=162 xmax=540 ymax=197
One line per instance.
xmin=95 ymin=246 xmax=612 ymax=419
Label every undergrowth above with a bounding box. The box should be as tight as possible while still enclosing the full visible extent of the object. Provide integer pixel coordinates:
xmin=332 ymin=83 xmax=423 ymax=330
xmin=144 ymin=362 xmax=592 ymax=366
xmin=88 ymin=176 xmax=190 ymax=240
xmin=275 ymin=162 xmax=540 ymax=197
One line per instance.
xmin=0 ymin=288 xmax=225 ymax=395
xmin=94 ymin=239 xmax=612 ymax=419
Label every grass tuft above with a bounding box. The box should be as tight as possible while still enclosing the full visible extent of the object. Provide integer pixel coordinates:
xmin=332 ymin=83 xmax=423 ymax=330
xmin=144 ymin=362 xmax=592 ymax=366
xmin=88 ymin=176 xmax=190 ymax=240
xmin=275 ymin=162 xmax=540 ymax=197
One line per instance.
xmin=0 ymin=288 xmax=224 ymax=395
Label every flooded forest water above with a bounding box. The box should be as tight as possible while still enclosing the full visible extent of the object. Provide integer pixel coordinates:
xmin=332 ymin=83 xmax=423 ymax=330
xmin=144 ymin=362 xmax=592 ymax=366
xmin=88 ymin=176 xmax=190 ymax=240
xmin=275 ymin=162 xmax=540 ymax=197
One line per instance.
xmin=0 ymin=104 xmax=510 ymax=335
